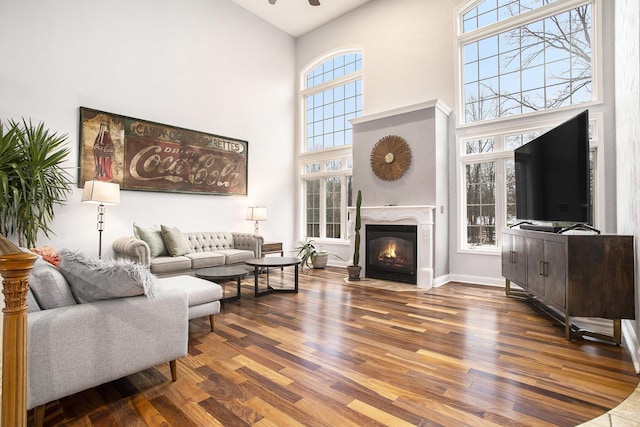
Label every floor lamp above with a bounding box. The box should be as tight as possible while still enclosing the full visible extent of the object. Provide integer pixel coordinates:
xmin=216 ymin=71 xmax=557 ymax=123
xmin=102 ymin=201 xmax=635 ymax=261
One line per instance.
xmin=81 ymin=180 xmax=120 ymax=258
xmin=246 ymin=207 xmax=267 ymax=235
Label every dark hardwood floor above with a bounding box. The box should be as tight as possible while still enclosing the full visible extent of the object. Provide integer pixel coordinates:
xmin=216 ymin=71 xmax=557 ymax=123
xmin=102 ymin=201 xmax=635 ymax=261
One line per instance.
xmin=35 ymin=267 xmax=639 ymax=426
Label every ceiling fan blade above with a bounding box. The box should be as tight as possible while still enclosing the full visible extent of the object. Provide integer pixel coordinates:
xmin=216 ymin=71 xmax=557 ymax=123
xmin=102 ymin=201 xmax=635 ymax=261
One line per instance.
xmin=309 ymin=0 xmax=320 ymax=5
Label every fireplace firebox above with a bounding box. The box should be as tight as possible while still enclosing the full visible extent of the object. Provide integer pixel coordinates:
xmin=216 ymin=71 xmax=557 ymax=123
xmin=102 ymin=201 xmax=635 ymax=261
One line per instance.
xmin=365 ymin=224 xmax=417 ymax=284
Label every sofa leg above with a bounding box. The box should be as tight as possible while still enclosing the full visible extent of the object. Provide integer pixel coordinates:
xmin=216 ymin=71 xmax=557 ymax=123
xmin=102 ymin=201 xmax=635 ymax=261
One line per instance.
xmin=209 ymin=314 xmax=215 ymax=332
xmin=33 ymin=405 xmax=46 ymax=427
xmin=169 ymin=360 xmax=177 ymax=382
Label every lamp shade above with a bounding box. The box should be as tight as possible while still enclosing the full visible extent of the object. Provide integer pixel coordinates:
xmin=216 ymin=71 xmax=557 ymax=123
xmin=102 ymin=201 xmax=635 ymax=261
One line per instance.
xmin=81 ymin=180 xmax=120 ymax=205
xmin=246 ymin=207 xmax=267 ymax=221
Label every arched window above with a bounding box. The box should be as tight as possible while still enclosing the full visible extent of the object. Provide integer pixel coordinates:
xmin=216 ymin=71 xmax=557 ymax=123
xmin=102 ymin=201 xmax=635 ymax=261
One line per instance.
xmin=299 ymin=51 xmax=363 ymax=241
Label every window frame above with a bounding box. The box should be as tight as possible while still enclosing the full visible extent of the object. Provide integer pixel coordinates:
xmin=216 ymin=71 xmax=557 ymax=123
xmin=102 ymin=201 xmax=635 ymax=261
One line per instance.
xmin=455 ymin=0 xmax=603 ymax=254
xmin=456 ymin=0 xmax=603 ymax=127
xmin=456 ymin=110 xmax=603 ymax=254
xmin=297 ymin=49 xmax=363 ymax=245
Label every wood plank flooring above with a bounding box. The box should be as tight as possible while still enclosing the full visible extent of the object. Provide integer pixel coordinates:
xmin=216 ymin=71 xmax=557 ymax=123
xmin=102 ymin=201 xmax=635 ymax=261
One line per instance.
xmin=34 ymin=267 xmax=639 ymax=426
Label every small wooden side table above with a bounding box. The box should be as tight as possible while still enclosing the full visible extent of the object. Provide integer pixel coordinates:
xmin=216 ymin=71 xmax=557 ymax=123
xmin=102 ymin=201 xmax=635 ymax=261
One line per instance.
xmin=262 ymin=242 xmax=283 ymax=270
xmin=262 ymin=242 xmax=283 ymax=257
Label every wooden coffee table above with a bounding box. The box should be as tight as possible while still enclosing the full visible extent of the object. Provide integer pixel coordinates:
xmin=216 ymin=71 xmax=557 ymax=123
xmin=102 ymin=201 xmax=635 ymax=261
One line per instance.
xmin=195 ymin=265 xmax=250 ymax=301
xmin=244 ymin=257 xmax=301 ymax=297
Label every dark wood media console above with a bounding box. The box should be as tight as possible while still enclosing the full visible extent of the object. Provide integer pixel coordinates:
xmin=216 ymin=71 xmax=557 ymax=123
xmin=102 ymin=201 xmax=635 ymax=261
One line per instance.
xmin=502 ymin=228 xmax=635 ymax=344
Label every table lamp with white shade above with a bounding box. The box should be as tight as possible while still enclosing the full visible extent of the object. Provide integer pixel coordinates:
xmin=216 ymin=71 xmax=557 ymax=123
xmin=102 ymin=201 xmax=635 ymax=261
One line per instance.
xmin=246 ymin=207 xmax=267 ymax=235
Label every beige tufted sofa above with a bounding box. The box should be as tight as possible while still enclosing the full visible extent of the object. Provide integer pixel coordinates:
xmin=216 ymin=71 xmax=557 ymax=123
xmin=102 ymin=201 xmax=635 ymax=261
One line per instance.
xmin=113 ymin=230 xmax=263 ymax=277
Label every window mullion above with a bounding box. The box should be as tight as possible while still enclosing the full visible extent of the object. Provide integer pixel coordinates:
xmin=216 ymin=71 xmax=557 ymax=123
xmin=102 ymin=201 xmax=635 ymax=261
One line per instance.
xmin=340 ymin=175 xmax=347 ymax=239
xmin=319 ymin=177 xmax=327 ymax=239
xmin=494 ymin=159 xmax=506 ymax=247
xmin=459 ymin=0 xmax=592 ymax=42
xmin=301 ymin=72 xmax=362 ymax=98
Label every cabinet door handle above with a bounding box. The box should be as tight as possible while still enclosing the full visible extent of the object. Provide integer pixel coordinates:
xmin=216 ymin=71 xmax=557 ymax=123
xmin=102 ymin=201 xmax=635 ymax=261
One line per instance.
xmin=539 ymin=260 xmax=548 ymax=276
xmin=510 ymin=250 xmax=516 ymax=263
xmin=539 ymin=260 xmax=543 ymax=276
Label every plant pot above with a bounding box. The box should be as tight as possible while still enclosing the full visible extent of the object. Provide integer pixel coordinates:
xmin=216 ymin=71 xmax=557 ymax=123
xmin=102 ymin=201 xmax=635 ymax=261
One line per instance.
xmin=347 ymin=265 xmax=362 ymax=281
xmin=312 ymin=253 xmax=329 ymax=269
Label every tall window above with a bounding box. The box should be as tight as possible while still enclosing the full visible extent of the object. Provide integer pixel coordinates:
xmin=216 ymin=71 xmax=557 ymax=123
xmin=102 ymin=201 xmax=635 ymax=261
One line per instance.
xmin=461 ymin=132 xmax=540 ymax=248
xmin=300 ymin=52 xmax=362 ymax=241
xmin=457 ymin=0 xmax=598 ymax=250
xmin=461 ymin=0 xmax=592 ymax=123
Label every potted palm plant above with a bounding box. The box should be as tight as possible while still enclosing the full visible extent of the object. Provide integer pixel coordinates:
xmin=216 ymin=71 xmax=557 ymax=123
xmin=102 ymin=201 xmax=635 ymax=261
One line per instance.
xmin=0 ymin=118 xmax=73 ymax=247
xmin=294 ymin=238 xmax=344 ymax=269
xmin=347 ymin=190 xmax=362 ymax=280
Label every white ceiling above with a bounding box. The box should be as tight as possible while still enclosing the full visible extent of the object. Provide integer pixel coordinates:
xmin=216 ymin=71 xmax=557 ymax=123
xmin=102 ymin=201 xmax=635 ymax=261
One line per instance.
xmin=230 ymin=0 xmax=372 ymax=37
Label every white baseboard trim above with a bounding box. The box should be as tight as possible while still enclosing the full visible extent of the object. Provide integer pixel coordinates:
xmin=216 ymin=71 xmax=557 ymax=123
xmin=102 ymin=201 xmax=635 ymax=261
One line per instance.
xmin=447 ymin=273 xmax=505 ymax=288
xmin=622 ymin=319 xmax=640 ymax=374
xmin=433 ymin=274 xmax=450 ymax=287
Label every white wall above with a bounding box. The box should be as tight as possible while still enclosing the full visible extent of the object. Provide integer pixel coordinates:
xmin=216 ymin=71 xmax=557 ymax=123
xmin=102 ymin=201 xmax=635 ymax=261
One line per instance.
xmin=615 ymin=0 xmax=640 ymax=370
xmin=296 ymin=0 xmax=457 ymax=115
xmin=0 ymin=0 xmax=296 ymax=256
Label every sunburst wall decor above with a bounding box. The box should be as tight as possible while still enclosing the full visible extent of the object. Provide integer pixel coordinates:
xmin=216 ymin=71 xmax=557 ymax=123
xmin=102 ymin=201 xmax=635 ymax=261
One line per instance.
xmin=370 ymin=135 xmax=412 ymax=181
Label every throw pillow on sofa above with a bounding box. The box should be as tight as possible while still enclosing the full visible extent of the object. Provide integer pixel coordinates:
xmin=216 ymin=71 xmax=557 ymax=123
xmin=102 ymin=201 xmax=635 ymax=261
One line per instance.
xmin=26 ymin=288 xmax=41 ymax=313
xmin=30 ymin=245 xmax=61 ymax=267
xmin=58 ymin=249 xmax=159 ymax=303
xmin=133 ymin=223 xmax=168 ymax=257
xmin=161 ymin=225 xmax=191 ymax=257
xmin=29 ymin=256 xmax=78 ymax=309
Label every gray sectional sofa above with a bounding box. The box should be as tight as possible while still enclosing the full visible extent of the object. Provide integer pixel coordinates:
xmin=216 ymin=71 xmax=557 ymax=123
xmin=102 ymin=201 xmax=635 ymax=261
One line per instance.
xmin=25 ymin=249 xmax=223 ymax=426
xmin=112 ymin=225 xmax=263 ymax=277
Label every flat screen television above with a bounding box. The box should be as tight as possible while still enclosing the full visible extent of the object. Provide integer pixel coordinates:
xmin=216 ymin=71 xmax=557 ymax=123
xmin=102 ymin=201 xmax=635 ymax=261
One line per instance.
xmin=514 ymin=110 xmax=591 ymax=227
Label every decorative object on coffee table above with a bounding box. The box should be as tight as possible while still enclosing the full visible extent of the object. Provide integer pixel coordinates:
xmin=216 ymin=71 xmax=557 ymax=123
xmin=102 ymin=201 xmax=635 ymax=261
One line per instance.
xmin=347 ymin=190 xmax=362 ymax=280
xmin=370 ymin=135 xmax=412 ymax=181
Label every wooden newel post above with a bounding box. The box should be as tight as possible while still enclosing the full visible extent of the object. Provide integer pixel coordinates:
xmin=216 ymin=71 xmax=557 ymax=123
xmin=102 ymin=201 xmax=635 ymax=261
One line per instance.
xmin=0 ymin=235 xmax=37 ymax=427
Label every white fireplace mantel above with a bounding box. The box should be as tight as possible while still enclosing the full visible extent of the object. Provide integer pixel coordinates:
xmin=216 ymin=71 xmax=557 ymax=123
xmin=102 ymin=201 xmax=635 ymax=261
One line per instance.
xmin=347 ymin=205 xmax=436 ymax=289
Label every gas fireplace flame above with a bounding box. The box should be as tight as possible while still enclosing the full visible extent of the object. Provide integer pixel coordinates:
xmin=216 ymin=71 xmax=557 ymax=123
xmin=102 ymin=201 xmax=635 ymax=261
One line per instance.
xmin=376 ymin=241 xmax=407 ymax=267
xmin=379 ymin=243 xmax=397 ymax=260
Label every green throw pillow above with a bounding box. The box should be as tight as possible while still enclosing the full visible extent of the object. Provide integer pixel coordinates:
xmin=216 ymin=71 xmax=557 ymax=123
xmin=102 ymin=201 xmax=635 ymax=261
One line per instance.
xmin=133 ymin=223 xmax=168 ymax=257
xmin=161 ymin=225 xmax=191 ymax=257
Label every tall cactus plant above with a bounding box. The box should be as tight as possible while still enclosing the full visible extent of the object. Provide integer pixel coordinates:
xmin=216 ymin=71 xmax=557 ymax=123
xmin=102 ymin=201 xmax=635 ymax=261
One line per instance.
xmin=347 ymin=190 xmax=362 ymax=280
xmin=352 ymin=190 xmax=362 ymax=266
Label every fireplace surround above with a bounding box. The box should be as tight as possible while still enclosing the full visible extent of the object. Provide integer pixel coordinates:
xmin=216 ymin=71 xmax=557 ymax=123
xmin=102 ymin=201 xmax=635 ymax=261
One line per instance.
xmin=348 ymin=205 xmax=435 ymax=289
xmin=350 ymin=100 xmax=451 ymax=289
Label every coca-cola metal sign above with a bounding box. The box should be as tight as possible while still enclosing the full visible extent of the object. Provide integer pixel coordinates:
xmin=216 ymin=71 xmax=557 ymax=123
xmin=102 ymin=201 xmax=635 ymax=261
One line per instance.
xmin=79 ymin=107 xmax=248 ymax=195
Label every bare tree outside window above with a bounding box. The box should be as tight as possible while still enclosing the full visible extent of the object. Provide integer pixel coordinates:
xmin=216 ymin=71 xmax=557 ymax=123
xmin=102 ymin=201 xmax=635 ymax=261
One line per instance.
xmin=466 ymin=162 xmax=496 ymax=246
xmin=464 ymin=3 xmax=592 ymax=123
xmin=458 ymin=1 xmax=595 ymax=250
